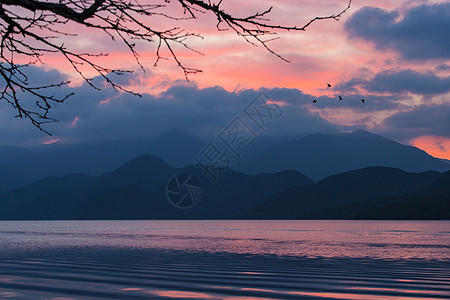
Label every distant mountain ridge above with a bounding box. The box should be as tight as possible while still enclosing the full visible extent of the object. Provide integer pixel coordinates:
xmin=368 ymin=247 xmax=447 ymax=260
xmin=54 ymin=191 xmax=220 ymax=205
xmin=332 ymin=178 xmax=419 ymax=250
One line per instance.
xmin=0 ymin=129 xmax=204 ymax=191
xmin=0 ymin=154 xmax=313 ymax=220
xmin=1 ymin=129 xmax=448 ymax=192
xmin=1 ymin=129 xmax=449 ymax=220
xmin=240 ymin=129 xmax=450 ymax=180
xmin=356 ymin=169 xmax=450 ymax=220
xmin=0 ymin=152 xmax=448 ymax=220
xmin=243 ymin=167 xmax=443 ymax=219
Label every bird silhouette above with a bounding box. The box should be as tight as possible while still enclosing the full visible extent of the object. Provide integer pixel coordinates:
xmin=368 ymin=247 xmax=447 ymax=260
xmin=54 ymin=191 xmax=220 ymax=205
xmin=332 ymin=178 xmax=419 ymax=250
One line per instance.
xmin=361 ymin=99 xmax=365 ymax=103
xmin=313 ymin=99 xmax=317 ymax=103
xmin=339 ymin=96 xmax=343 ymax=100
xmin=327 ymin=83 xmax=332 ymax=88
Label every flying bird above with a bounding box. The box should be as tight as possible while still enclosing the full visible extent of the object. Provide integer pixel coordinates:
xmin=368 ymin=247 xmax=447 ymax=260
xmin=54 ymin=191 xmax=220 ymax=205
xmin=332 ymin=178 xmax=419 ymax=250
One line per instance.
xmin=327 ymin=83 xmax=332 ymax=88
xmin=313 ymin=99 xmax=317 ymax=103
xmin=361 ymin=99 xmax=365 ymax=103
xmin=339 ymin=96 xmax=343 ymax=101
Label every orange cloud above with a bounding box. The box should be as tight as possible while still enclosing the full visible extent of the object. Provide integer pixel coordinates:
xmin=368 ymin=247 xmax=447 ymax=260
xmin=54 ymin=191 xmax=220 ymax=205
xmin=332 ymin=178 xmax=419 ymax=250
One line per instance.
xmin=30 ymin=1 xmax=401 ymax=95
xmin=410 ymin=136 xmax=450 ymax=160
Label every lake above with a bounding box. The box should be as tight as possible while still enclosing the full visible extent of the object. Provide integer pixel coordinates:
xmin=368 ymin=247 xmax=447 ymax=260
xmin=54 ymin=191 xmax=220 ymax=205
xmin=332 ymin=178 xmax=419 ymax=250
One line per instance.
xmin=0 ymin=220 xmax=449 ymax=299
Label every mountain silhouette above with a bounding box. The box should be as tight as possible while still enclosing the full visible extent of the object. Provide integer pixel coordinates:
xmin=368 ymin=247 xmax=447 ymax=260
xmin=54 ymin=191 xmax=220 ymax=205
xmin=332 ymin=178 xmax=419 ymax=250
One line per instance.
xmin=1 ymin=156 xmax=447 ymax=220
xmin=0 ymin=154 xmax=313 ymax=220
xmin=241 ymin=129 xmax=450 ymax=180
xmin=355 ymin=193 xmax=450 ymax=220
xmin=1 ymin=128 xmax=449 ymax=220
xmin=0 ymin=173 xmax=92 ymax=214
xmin=0 ymin=154 xmax=174 ymax=220
xmin=243 ymin=167 xmax=441 ymax=219
xmin=356 ymin=170 xmax=450 ymax=220
xmin=0 ymin=129 xmax=205 ymax=191
xmin=425 ymin=170 xmax=450 ymax=192
xmin=1 ymin=129 xmax=448 ymax=192
xmin=88 ymin=154 xmax=174 ymax=193
xmin=168 ymin=168 xmax=314 ymax=219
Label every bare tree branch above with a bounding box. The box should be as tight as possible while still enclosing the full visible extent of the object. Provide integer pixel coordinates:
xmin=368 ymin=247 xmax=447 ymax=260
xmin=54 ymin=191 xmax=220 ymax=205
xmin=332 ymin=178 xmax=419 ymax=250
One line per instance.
xmin=0 ymin=0 xmax=351 ymax=133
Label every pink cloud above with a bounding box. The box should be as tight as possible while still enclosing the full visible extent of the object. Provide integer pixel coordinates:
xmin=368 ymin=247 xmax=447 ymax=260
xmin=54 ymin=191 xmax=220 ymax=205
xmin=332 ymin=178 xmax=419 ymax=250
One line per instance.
xmin=42 ymin=138 xmax=60 ymax=145
xmin=70 ymin=116 xmax=80 ymax=127
xmin=7 ymin=0 xmax=448 ymax=155
xmin=410 ymin=136 xmax=450 ymax=160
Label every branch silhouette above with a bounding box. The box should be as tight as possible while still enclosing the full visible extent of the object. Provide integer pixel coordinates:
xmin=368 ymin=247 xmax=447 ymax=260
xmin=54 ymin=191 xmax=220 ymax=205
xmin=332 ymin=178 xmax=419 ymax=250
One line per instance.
xmin=0 ymin=0 xmax=351 ymax=133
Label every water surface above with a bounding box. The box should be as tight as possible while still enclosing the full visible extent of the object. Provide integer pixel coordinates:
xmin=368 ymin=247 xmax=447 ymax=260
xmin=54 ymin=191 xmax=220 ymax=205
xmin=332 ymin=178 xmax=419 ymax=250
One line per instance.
xmin=0 ymin=220 xmax=449 ymax=299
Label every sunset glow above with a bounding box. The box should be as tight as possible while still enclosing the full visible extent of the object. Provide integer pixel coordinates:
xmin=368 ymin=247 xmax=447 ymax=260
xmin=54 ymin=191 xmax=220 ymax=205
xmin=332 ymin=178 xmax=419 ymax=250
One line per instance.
xmin=1 ymin=2 xmax=449 ymax=300
xmin=1 ymin=0 xmax=449 ymax=159
xmin=411 ymin=136 xmax=450 ymax=160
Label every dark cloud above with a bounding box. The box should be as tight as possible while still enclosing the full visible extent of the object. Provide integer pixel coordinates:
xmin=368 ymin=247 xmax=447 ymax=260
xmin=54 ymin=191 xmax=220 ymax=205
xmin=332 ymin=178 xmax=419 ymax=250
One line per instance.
xmin=364 ymin=69 xmax=450 ymax=95
xmin=334 ymin=77 xmax=367 ymax=93
xmin=436 ymin=64 xmax=450 ymax=72
xmin=0 ymin=67 xmax=345 ymax=145
xmin=5 ymin=66 xmax=447 ymax=148
xmin=1 ymin=65 xmax=69 ymax=87
xmin=345 ymin=3 xmax=450 ymax=60
xmin=383 ymin=104 xmax=450 ymax=139
xmin=337 ymin=69 xmax=450 ymax=96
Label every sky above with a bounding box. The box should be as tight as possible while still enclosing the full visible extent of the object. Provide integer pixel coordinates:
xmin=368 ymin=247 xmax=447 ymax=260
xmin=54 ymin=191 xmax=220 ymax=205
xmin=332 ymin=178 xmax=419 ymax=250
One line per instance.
xmin=1 ymin=0 xmax=450 ymax=159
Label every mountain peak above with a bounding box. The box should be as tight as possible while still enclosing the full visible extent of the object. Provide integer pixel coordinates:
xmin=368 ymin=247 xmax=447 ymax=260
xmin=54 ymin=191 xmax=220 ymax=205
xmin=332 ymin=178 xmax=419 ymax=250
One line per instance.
xmin=119 ymin=154 xmax=172 ymax=170
xmin=94 ymin=154 xmax=175 ymax=193
xmin=150 ymin=128 xmax=203 ymax=167
xmin=350 ymin=129 xmax=371 ymax=135
xmin=155 ymin=128 xmax=197 ymax=142
xmin=246 ymin=129 xmax=450 ymax=180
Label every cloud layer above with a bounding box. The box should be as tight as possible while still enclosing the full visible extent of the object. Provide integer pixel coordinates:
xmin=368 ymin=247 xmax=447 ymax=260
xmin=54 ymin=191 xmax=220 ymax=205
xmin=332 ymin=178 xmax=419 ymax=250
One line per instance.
xmin=337 ymin=69 xmax=450 ymax=96
xmin=2 ymin=1 xmax=450 ymax=159
xmin=0 ymin=67 xmax=345 ymax=146
xmin=384 ymin=104 xmax=450 ymax=138
xmin=345 ymin=3 xmax=450 ymax=60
